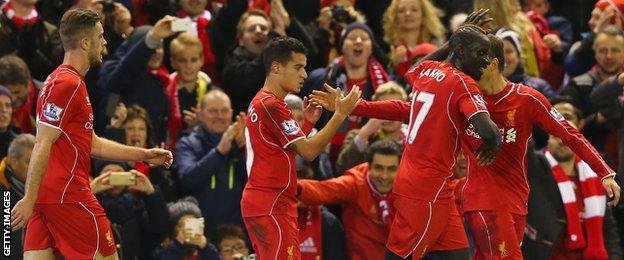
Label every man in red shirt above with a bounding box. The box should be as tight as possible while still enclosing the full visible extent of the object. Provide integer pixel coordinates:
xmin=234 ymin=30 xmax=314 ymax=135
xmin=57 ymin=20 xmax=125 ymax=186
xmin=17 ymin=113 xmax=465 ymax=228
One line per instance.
xmin=10 ymin=9 xmax=174 ymax=260
xmin=458 ymin=35 xmax=620 ymax=260
xmin=240 ymin=36 xmax=361 ymax=260
xmin=311 ymin=11 xmax=502 ymax=259
xmin=297 ymin=140 xmax=402 ymax=260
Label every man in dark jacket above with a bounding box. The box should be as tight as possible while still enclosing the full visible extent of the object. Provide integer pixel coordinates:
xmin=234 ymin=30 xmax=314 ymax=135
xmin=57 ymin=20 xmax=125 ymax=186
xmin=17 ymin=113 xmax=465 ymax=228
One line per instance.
xmin=561 ymin=25 xmax=624 ymax=155
xmin=523 ymin=100 xmax=622 ymax=259
xmin=174 ymin=89 xmax=247 ymax=240
xmin=99 ymin=16 xmax=178 ymax=144
xmin=0 ymin=55 xmax=40 ymax=134
xmin=0 ymin=0 xmax=61 ymax=81
xmin=0 ymin=133 xmax=34 ymax=259
xmin=90 ymin=160 xmax=170 ymax=260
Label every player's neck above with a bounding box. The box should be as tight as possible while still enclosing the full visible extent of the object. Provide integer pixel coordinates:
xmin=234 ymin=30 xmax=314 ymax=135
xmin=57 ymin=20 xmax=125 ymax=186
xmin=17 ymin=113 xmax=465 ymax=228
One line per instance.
xmin=263 ymin=76 xmax=288 ymax=99
xmin=558 ymin=159 xmax=577 ymax=177
xmin=481 ymin=74 xmax=506 ymax=96
xmin=10 ymin=0 xmax=35 ymax=18
xmin=63 ymin=51 xmax=90 ymax=76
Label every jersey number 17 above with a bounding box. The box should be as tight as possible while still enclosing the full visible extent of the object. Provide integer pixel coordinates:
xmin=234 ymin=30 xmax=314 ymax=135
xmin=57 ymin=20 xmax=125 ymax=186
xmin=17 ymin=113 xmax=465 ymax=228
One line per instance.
xmin=407 ymin=90 xmax=435 ymax=144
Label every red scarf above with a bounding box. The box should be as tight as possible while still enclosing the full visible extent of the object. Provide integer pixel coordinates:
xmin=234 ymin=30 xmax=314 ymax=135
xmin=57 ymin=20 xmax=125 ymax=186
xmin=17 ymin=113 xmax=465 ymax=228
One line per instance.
xmin=2 ymin=2 xmax=38 ymax=30
xmin=178 ymin=11 xmax=217 ymax=82
xmin=336 ymin=56 xmax=390 ymax=91
xmin=367 ymin=173 xmax=394 ymax=226
xmin=298 ymin=206 xmax=323 ymax=260
xmin=165 ymin=72 xmax=209 ymax=150
xmin=545 ymin=151 xmax=608 ymax=260
xmin=149 ymin=65 xmax=170 ymax=87
xmin=12 ymin=80 xmax=36 ymax=134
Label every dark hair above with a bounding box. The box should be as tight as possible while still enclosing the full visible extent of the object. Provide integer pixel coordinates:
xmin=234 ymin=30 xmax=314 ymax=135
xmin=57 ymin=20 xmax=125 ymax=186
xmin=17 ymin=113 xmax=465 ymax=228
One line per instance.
xmin=366 ymin=140 xmax=403 ymax=164
xmin=215 ymin=224 xmax=249 ymax=248
xmin=487 ymin=34 xmax=505 ymax=72
xmin=0 ymin=55 xmax=30 ymax=86
xmin=59 ymin=8 xmax=101 ymax=49
xmin=448 ymin=25 xmax=487 ymax=60
xmin=262 ymin=36 xmax=308 ymax=74
xmin=550 ymin=96 xmax=584 ymax=119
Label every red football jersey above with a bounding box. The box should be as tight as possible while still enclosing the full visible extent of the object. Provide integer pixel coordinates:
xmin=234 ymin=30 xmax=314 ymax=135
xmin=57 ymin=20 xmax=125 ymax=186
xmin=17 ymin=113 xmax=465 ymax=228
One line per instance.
xmin=461 ymin=82 xmax=614 ymax=215
xmin=36 ymin=65 xmax=95 ymax=204
xmin=353 ymin=61 xmax=488 ymax=201
xmin=241 ymin=89 xmax=306 ymax=217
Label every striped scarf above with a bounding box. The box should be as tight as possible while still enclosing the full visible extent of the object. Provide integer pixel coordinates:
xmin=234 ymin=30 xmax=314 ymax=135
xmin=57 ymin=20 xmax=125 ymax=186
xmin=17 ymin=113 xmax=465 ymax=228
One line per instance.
xmin=545 ymin=150 xmax=608 ymax=259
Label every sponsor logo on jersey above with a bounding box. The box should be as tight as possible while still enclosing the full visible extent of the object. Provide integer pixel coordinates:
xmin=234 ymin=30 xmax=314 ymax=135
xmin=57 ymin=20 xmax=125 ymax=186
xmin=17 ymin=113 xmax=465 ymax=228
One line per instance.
xmin=505 ymin=128 xmax=517 ymax=143
xmin=473 ymin=94 xmax=486 ymax=107
xmin=43 ymin=103 xmax=64 ymax=122
xmin=506 ymin=109 xmax=516 ymax=126
xmin=550 ymin=107 xmax=565 ymax=121
xmin=281 ymin=120 xmax=300 ymax=135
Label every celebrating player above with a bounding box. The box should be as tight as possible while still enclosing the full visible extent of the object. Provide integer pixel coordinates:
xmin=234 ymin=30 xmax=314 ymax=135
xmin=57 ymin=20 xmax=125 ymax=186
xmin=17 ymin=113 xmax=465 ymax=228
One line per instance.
xmin=311 ymin=10 xmax=501 ymax=259
xmin=459 ymin=33 xmax=619 ymax=260
xmin=10 ymin=9 xmax=174 ymax=260
xmin=240 ymin=36 xmax=361 ymax=259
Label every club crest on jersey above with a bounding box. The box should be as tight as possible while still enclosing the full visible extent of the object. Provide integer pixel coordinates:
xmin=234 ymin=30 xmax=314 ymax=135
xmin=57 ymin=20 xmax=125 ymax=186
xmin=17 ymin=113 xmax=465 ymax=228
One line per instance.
xmin=281 ymin=120 xmax=300 ymax=135
xmin=473 ymin=94 xmax=486 ymax=107
xmin=506 ymin=109 xmax=516 ymax=126
xmin=549 ymin=107 xmax=565 ymax=121
xmin=43 ymin=103 xmax=64 ymax=122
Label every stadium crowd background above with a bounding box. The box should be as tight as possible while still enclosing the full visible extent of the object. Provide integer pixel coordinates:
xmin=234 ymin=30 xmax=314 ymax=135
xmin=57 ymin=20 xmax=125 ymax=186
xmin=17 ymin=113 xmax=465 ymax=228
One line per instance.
xmin=1 ymin=0 xmax=624 ymax=259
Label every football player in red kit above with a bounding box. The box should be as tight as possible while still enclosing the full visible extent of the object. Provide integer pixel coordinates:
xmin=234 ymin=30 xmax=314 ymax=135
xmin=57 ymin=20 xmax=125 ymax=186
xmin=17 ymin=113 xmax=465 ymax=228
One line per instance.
xmin=10 ymin=9 xmax=174 ymax=260
xmin=240 ymin=36 xmax=361 ymax=260
xmin=458 ymin=34 xmax=620 ymax=260
xmin=311 ymin=10 xmax=502 ymax=259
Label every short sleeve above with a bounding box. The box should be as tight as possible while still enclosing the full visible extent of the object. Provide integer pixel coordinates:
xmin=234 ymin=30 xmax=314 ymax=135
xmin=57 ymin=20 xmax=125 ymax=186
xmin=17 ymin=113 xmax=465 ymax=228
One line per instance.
xmin=260 ymin=98 xmax=306 ymax=149
xmin=38 ymin=76 xmax=81 ymax=130
xmin=404 ymin=60 xmax=430 ymax=88
xmin=455 ymin=75 xmax=488 ymax=120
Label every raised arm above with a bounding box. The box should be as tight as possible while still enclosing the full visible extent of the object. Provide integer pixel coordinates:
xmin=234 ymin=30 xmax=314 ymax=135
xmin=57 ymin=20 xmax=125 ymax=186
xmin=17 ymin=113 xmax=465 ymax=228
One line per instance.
xmin=531 ymin=90 xmax=620 ymax=205
xmin=291 ymin=87 xmax=362 ymax=161
xmin=310 ymin=83 xmax=410 ymax=121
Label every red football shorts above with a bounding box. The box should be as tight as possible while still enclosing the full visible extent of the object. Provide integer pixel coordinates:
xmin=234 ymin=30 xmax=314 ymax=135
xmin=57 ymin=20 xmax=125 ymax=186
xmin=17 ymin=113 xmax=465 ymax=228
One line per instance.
xmin=244 ymin=215 xmax=300 ymax=260
xmin=386 ymin=195 xmax=469 ymax=259
xmin=24 ymin=198 xmax=117 ymax=259
xmin=464 ymin=211 xmax=525 ymax=260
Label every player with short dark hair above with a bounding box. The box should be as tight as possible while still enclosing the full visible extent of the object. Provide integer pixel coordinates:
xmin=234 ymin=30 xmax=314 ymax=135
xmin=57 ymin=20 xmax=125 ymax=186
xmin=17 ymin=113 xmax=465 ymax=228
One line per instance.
xmin=11 ymin=9 xmax=174 ymax=260
xmin=241 ymin=36 xmax=361 ymax=259
xmin=459 ymin=33 xmax=619 ymax=260
xmin=311 ymin=9 xmax=501 ymax=259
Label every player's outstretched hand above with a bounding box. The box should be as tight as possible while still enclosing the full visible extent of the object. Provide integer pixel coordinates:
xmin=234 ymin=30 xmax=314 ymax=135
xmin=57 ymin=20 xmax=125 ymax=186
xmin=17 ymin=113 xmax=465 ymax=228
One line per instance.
xmin=310 ymin=83 xmax=341 ymax=112
xmin=303 ymin=96 xmax=322 ymax=124
xmin=11 ymin=197 xmax=35 ymax=231
xmin=144 ymin=148 xmax=173 ymax=168
xmin=335 ymin=87 xmax=362 ymax=117
xmin=475 ymin=144 xmax=499 ymax=166
xmin=602 ymin=176 xmax=621 ymax=206
xmin=462 ymin=8 xmax=493 ymax=32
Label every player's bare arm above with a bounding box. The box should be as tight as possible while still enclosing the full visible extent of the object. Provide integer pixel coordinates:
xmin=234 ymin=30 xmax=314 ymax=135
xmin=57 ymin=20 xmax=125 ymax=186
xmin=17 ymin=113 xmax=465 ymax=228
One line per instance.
xmin=310 ymin=83 xmax=410 ymax=121
xmin=11 ymin=124 xmax=61 ymax=230
xmin=469 ymin=112 xmax=501 ymax=166
xmin=291 ymin=87 xmax=361 ymax=161
xmin=91 ymin=133 xmax=173 ymax=168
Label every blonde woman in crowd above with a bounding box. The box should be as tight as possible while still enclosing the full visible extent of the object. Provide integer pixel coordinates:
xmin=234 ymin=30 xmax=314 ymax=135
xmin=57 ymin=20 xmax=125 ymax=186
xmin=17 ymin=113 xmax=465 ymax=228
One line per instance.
xmin=383 ymin=0 xmax=444 ymax=78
